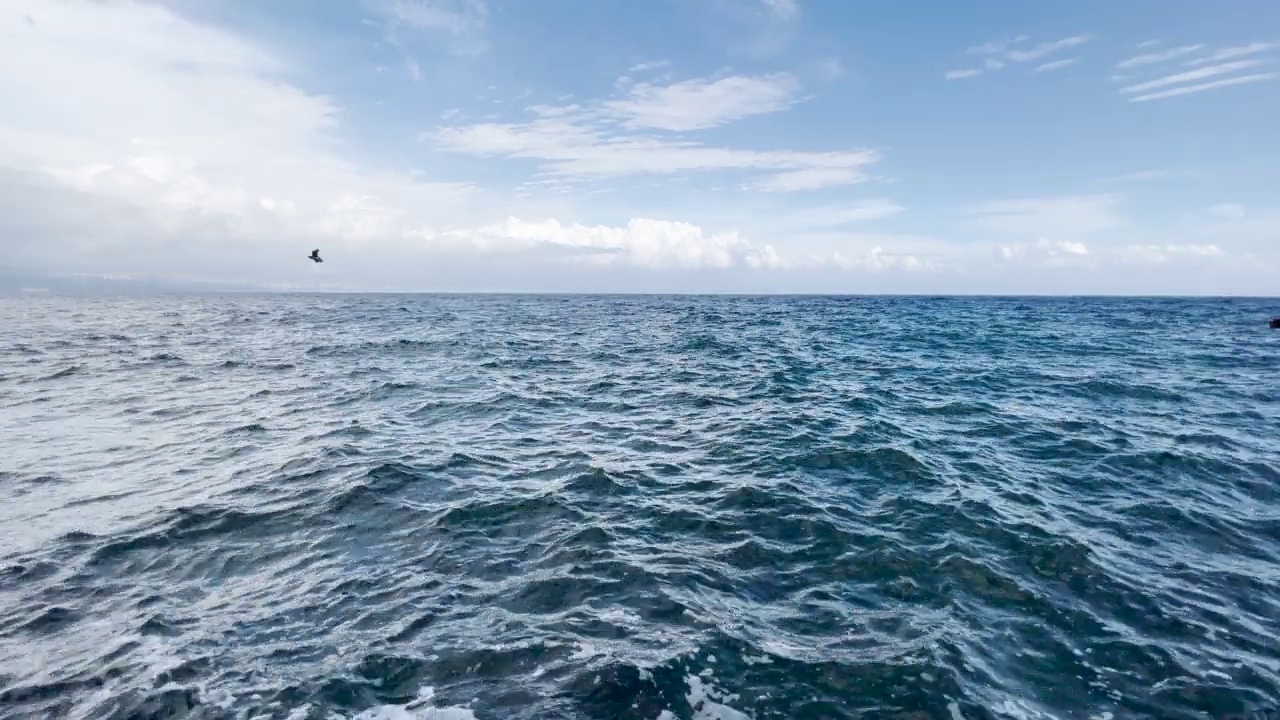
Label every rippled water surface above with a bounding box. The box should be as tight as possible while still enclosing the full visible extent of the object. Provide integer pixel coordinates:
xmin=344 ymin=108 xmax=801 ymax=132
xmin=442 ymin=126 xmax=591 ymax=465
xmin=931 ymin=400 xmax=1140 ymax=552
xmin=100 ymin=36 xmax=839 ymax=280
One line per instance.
xmin=2 ymin=294 xmax=1279 ymax=720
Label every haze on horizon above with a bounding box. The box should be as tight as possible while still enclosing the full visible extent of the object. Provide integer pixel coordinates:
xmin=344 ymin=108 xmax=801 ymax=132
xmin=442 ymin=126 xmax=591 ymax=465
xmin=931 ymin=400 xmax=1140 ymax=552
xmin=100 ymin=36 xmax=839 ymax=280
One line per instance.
xmin=1 ymin=0 xmax=1278 ymax=296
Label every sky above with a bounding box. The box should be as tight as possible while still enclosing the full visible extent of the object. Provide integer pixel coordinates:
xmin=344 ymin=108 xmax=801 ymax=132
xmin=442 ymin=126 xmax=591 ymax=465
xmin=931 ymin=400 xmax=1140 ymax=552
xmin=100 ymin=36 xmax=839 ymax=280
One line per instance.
xmin=1 ymin=0 xmax=1278 ymax=295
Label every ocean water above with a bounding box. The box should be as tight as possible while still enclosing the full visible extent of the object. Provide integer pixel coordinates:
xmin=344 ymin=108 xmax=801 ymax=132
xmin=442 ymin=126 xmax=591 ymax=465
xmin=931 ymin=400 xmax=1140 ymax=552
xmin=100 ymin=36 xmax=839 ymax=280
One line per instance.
xmin=1 ymin=293 xmax=1278 ymax=720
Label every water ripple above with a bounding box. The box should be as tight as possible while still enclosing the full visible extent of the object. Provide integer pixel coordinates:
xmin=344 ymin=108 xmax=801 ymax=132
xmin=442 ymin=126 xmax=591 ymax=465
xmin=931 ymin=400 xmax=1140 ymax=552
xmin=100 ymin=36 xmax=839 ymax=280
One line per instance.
xmin=0 ymin=294 xmax=1278 ymax=719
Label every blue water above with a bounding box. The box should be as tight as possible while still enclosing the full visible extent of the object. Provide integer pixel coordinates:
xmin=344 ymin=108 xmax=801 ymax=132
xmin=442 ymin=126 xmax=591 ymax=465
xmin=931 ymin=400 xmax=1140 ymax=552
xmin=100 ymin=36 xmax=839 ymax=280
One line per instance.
xmin=1 ymin=294 xmax=1278 ymax=720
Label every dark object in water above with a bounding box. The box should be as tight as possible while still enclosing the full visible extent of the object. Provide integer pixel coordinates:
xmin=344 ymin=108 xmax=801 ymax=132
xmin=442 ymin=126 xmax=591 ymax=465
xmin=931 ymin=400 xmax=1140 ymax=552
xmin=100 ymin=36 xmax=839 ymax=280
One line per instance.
xmin=308 ymin=248 xmax=323 ymax=263
xmin=1271 ymin=318 xmax=1280 ymax=329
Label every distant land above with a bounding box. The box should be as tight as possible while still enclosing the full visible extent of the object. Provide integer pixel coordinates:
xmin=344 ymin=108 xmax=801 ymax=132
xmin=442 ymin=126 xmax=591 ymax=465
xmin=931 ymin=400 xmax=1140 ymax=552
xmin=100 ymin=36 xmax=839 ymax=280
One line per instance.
xmin=0 ymin=270 xmax=272 ymax=296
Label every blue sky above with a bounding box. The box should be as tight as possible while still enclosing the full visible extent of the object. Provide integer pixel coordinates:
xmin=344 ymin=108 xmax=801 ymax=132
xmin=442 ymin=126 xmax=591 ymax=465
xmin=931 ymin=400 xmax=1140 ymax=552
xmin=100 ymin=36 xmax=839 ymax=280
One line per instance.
xmin=1 ymin=0 xmax=1278 ymax=294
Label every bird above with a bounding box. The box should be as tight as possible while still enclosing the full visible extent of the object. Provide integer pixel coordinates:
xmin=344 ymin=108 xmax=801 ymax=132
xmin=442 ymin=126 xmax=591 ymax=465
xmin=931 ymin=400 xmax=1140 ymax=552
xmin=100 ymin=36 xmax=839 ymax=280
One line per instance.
xmin=308 ymin=248 xmax=323 ymax=263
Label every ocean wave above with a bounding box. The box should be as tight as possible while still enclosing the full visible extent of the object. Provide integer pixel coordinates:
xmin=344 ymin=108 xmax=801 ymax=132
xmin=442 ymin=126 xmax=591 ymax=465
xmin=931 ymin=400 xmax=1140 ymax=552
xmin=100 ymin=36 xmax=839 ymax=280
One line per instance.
xmin=0 ymin=294 xmax=1277 ymax=719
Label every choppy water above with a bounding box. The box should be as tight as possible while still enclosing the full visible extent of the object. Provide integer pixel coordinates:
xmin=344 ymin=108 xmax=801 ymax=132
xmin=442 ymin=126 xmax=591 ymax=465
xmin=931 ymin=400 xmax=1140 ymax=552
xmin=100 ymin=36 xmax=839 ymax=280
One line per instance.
xmin=1 ymin=294 xmax=1279 ymax=720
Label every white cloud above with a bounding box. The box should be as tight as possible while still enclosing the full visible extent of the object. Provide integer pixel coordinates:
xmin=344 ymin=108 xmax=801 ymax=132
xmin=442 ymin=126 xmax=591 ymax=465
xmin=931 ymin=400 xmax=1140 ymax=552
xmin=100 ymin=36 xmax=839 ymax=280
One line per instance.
xmin=1111 ymin=42 xmax=1279 ymax=102
xmin=997 ymin=239 xmax=1232 ymax=269
xmin=1108 ymin=243 xmax=1225 ymax=265
xmin=1120 ymin=59 xmax=1266 ymax=95
xmin=752 ymin=168 xmax=863 ymax=192
xmin=602 ymin=73 xmax=801 ymax=131
xmin=762 ymin=0 xmax=799 ymax=20
xmin=1097 ymin=169 xmax=1182 ymax=183
xmin=952 ymin=35 xmax=1090 ymax=79
xmin=0 ymin=0 xmax=498 ymax=276
xmin=964 ymin=195 xmax=1124 ymax=239
xmin=1004 ymin=35 xmax=1092 ymax=63
xmin=430 ymin=76 xmax=878 ymax=188
xmin=364 ymin=0 xmax=487 ymax=35
xmin=1116 ymin=44 xmax=1203 ymax=68
xmin=628 ymin=60 xmax=671 ymax=73
xmin=1033 ymin=57 xmax=1080 ymax=74
xmin=1210 ymin=203 xmax=1247 ymax=219
xmin=1186 ymin=42 xmax=1276 ymax=66
xmin=436 ymin=217 xmax=749 ymax=269
xmin=1130 ymin=74 xmax=1277 ymax=102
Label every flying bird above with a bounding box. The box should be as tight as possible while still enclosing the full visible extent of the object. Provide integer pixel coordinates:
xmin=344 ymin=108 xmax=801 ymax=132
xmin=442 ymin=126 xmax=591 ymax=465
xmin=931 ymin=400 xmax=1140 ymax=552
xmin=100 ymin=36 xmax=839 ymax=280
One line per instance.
xmin=308 ymin=249 xmax=323 ymax=263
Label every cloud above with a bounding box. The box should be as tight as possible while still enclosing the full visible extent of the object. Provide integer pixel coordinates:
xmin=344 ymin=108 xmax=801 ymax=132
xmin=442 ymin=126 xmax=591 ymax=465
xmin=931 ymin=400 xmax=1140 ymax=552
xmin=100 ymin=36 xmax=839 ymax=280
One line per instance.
xmin=628 ymin=60 xmax=671 ymax=73
xmin=1033 ymin=57 xmax=1080 ymax=74
xmin=364 ymin=0 xmax=487 ymax=35
xmin=1097 ymin=169 xmax=1187 ymax=183
xmin=1186 ymin=42 xmax=1276 ymax=66
xmin=602 ymin=73 xmax=801 ymax=131
xmin=762 ymin=0 xmax=799 ymax=20
xmin=429 ymin=76 xmax=878 ymax=189
xmin=1004 ymin=35 xmax=1092 ymax=63
xmin=963 ymin=195 xmax=1124 ymax=239
xmin=1120 ymin=60 xmax=1276 ymax=101
xmin=1116 ymin=44 xmax=1203 ymax=68
xmin=997 ymin=239 xmax=1230 ymax=269
xmin=1111 ymin=41 xmax=1278 ymax=102
xmin=1210 ymin=203 xmax=1247 ymax=220
xmin=0 ymin=0 xmax=494 ymax=276
xmin=951 ymin=34 xmax=1091 ymax=79
xmin=752 ymin=168 xmax=864 ymax=192
xmin=364 ymin=0 xmax=488 ymax=58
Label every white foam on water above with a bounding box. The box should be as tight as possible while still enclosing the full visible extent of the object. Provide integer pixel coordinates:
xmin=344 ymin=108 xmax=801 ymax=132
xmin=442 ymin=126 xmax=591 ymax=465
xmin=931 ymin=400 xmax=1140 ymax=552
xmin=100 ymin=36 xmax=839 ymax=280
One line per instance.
xmin=685 ymin=674 xmax=751 ymax=720
xmin=349 ymin=687 xmax=476 ymax=720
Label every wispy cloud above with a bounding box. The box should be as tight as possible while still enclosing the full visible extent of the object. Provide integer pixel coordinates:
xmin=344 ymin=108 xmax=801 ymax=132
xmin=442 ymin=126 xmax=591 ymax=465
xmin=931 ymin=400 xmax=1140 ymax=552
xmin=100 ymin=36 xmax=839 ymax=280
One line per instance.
xmin=1129 ymin=72 xmax=1277 ymax=102
xmin=1098 ymin=169 xmax=1181 ymax=183
xmin=1120 ymin=60 xmax=1271 ymax=100
xmin=602 ymin=73 xmax=801 ymax=131
xmin=1110 ymin=39 xmax=1279 ymax=102
xmin=1005 ymin=35 xmax=1092 ymax=63
xmin=429 ymin=74 xmax=878 ymax=191
xmin=963 ymin=194 xmax=1124 ymax=239
xmin=1186 ymin=42 xmax=1276 ymax=66
xmin=365 ymin=0 xmax=488 ymax=34
xmin=949 ymin=34 xmax=1091 ymax=79
xmin=1033 ymin=57 xmax=1080 ymax=74
xmin=1116 ymin=44 xmax=1203 ymax=69
xmin=752 ymin=168 xmax=862 ymax=192
xmin=762 ymin=0 xmax=799 ymax=20
xmin=1210 ymin=203 xmax=1247 ymax=220
xmin=628 ymin=60 xmax=671 ymax=73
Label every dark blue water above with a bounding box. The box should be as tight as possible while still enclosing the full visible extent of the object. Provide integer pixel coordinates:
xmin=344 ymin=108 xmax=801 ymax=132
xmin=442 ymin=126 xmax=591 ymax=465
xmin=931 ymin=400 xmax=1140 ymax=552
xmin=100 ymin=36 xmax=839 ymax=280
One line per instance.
xmin=1 ymin=294 xmax=1278 ymax=720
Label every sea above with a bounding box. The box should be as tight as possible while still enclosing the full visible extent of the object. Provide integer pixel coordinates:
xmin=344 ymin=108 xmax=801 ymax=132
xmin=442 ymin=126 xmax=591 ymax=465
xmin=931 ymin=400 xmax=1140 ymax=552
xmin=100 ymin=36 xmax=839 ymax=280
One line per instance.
xmin=1 ymin=293 xmax=1278 ymax=720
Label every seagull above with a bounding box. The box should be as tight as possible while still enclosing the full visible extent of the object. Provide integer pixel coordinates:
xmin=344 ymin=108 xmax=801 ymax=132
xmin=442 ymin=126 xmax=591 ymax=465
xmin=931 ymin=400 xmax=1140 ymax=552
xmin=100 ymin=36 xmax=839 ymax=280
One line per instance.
xmin=308 ymin=248 xmax=323 ymax=263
